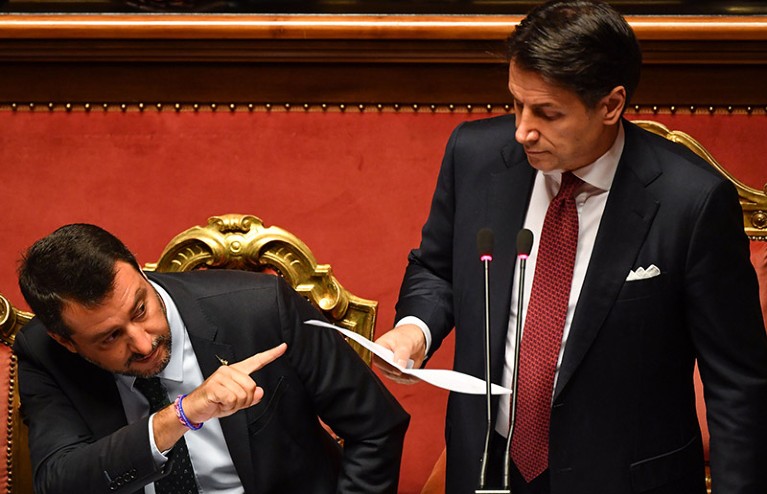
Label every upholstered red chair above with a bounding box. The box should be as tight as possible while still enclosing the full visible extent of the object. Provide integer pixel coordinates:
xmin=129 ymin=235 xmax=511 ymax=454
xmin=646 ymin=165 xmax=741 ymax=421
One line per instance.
xmin=0 ymin=213 xmax=377 ymax=493
xmin=419 ymin=121 xmax=767 ymax=494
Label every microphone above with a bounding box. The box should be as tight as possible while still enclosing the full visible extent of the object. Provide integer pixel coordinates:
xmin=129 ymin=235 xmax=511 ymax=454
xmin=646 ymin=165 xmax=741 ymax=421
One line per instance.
xmin=475 ymin=228 xmax=510 ymax=494
xmin=503 ymin=229 xmax=534 ymax=490
xmin=477 ymin=228 xmax=494 ymax=262
xmin=516 ymin=229 xmax=533 ymax=259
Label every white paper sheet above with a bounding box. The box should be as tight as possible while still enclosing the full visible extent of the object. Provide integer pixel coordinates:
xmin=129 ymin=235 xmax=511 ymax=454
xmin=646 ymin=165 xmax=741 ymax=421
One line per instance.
xmin=305 ymin=319 xmax=512 ymax=395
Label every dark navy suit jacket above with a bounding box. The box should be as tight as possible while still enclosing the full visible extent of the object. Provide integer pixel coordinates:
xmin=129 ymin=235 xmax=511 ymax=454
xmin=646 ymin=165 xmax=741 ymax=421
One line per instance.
xmin=396 ymin=116 xmax=767 ymax=494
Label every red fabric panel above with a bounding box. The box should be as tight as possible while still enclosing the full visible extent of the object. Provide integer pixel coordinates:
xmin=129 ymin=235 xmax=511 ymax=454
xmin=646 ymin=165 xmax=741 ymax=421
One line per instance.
xmin=625 ymin=112 xmax=767 ymax=191
xmin=1 ymin=109 xmax=470 ymax=493
xmin=0 ymin=109 xmax=765 ymax=492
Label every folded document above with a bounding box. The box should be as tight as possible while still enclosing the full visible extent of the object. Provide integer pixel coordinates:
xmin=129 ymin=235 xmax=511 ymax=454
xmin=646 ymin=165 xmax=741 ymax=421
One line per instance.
xmin=305 ymin=319 xmax=512 ymax=395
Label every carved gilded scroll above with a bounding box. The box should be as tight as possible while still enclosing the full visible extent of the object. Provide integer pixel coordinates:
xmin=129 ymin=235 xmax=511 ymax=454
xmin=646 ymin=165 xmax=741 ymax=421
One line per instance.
xmin=0 ymin=296 xmax=31 ymax=348
xmin=144 ymin=214 xmax=377 ymax=364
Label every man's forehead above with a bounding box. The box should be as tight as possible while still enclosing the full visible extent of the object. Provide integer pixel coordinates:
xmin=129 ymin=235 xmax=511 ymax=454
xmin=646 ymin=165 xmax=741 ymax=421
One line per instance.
xmin=508 ymin=65 xmax=582 ymax=107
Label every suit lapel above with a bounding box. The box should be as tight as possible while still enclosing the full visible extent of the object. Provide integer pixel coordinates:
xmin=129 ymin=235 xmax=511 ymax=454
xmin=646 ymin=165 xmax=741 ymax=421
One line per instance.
xmin=188 ymin=335 xmax=257 ymax=494
xmin=488 ymin=143 xmax=536 ymax=378
xmin=554 ymin=122 xmax=661 ymax=400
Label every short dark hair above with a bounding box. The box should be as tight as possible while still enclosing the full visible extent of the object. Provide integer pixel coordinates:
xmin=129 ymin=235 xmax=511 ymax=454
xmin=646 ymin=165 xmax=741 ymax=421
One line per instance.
xmin=18 ymin=224 xmax=141 ymax=339
xmin=507 ymin=0 xmax=642 ymax=109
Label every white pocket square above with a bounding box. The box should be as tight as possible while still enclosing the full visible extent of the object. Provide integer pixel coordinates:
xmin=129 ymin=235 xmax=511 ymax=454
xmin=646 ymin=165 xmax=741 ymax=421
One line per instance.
xmin=626 ymin=264 xmax=661 ymax=281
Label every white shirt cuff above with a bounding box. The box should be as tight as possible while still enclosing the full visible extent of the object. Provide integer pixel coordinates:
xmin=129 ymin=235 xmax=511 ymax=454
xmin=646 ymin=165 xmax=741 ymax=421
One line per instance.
xmin=395 ymin=316 xmax=433 ymax=356
xmin=148 ymin=413 xmax=171 ymax=465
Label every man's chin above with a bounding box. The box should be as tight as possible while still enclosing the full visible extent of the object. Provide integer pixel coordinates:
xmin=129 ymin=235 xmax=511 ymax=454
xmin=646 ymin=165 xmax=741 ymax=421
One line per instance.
xmin=122 ymin=346 xmax=171 ymax=378
xmin=525 ymin=152 xmax=554 ymax=170
xmin=121 ymin=362 xmax=168 ymax=379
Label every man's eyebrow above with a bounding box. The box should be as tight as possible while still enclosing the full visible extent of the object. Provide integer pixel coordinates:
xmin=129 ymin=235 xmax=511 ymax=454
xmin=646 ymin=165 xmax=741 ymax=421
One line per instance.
xmin=523 ymin=101 xmax=557 ymax=109
xmin=510 ymin=96 xmax=557 ymax=109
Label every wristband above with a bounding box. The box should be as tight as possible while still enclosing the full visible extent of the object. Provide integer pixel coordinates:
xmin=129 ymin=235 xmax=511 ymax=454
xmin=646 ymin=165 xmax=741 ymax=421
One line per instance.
xmin=173 ymin=394 xmax=203 ymax=430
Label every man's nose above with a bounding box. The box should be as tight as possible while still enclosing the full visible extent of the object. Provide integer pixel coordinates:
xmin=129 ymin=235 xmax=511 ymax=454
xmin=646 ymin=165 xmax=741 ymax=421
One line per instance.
xmin=127 ymin=326 xmax=154 ymax=356
xmin=515 ymin=112 xmax=539 ymax=145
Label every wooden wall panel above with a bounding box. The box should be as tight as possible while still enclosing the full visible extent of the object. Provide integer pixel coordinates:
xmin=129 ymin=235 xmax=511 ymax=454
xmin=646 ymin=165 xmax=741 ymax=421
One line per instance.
xmin=1 ymin=15 xmax=767 ymax=105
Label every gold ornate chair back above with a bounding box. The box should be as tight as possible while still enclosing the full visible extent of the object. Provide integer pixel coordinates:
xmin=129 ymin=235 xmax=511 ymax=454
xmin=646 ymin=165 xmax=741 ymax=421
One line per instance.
xmin=144 ymin=214 xmax=376 ymax=363
xmin=0 ymin=213 xmax=377 ymax=493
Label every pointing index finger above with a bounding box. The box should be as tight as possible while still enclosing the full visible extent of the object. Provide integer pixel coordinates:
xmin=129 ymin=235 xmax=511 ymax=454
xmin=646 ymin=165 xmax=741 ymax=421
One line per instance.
xmin=231 ymin=342 xmax=287 ymax=374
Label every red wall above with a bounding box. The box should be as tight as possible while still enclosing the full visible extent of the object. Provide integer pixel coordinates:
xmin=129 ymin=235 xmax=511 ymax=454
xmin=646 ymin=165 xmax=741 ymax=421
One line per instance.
xmin=1 ymin=108 xmax=765 ymax=492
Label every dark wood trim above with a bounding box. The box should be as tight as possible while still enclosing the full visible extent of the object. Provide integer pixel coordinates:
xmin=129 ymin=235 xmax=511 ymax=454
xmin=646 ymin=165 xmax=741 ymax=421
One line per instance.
xmin=1 ymin=15 xmax=766 ymax=41
xmin=2 ymin=15 xmax=766 ymax=104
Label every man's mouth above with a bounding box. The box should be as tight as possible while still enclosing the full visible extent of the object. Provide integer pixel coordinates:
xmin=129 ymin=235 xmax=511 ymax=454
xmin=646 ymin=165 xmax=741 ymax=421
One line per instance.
xmin=132 ymin=346 xmax=159 ymax=364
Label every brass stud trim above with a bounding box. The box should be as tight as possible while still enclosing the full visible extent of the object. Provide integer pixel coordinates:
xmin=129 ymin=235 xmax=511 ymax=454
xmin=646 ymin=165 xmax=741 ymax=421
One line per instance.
xmin=1 ymin=103 xmax=766 ymax=114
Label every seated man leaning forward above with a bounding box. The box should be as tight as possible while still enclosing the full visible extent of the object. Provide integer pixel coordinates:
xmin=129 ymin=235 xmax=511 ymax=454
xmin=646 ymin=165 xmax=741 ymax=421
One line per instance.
xmin=15 ymin=223 xmax=409 ymax=494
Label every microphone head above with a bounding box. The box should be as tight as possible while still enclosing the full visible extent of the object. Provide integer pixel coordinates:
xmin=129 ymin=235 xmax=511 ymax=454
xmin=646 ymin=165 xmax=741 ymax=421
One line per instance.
xmin=516 ymin=229 xmax=534 ymax=258
xmin=477 ymin=228 xmax=494 ymax=261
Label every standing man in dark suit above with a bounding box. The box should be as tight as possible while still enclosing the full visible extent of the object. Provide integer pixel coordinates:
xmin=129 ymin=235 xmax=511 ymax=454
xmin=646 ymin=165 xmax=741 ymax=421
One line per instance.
xmin=16 ymin=223 xmax=409 ymax=493
xmin=375 ymin=1 xmax=767 ymax=493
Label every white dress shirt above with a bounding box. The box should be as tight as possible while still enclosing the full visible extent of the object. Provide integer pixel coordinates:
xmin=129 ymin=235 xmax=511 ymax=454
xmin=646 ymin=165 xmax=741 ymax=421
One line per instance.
xmin=115 ymin=281 xmax=244 ymax=494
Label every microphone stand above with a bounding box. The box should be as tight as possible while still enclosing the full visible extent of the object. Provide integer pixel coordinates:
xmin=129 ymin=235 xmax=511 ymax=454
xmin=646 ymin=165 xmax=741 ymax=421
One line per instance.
xmin=475 ymin=227 xmax=510 ymax=494
xmin=503 ymin=250 xmax=528 ymax=491
xmin=476 ymin=252 xmax=500 ymax=492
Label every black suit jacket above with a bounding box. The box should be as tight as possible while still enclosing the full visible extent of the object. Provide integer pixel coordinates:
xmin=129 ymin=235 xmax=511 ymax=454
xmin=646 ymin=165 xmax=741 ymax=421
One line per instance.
xmin=396 ymin=116 xmax=767 ymax=494
xmin=15 ymin=270 xmax=409 ymax=494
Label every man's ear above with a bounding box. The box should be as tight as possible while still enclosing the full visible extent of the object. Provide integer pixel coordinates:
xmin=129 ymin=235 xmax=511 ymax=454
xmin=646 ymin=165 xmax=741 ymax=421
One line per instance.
xmin=48 ymin=332 xmax=78 ymax=354
xmin=601 ymin=86 xmax=626 ymax=124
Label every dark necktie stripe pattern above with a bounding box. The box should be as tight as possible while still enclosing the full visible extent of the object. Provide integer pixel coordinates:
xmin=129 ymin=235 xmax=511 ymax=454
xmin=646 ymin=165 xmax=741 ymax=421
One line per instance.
xmin=133 ymin=377 xmax=200 ymax=494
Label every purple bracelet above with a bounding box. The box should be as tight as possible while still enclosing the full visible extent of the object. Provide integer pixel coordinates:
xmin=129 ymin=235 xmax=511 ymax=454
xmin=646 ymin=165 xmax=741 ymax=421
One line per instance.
xmin=173 ymin=394 xmax=203 ymax=431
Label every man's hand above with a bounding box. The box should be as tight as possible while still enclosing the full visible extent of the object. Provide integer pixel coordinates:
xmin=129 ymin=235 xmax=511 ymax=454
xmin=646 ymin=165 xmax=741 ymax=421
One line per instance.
xmin=153 ymin=342 xmax=286 ymax=451
xmin=183 ymin=342 xmax=287 ymax=423
xmin=373 ymin=325 xmax=427 ymax=385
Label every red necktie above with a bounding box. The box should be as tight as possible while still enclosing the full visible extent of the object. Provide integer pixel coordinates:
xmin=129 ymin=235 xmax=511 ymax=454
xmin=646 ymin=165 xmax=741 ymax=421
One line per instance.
xmin=511 ymin=171 xmax=582 ymax=482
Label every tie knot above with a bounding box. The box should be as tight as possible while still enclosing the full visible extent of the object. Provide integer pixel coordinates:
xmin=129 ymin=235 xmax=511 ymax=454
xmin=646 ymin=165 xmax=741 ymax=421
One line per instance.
xmin=558 ymin=172 xmax=582 ymax=198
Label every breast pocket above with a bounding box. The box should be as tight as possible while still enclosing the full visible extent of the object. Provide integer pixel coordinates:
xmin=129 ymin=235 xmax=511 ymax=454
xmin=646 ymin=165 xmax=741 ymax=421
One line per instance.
xmin=248 ymin=376 xmax=288 ymax=435
xmin=629 ymin=434 xmax=703 ymax=492
xmin=617 ymin=273 xmax=667 ymax=302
